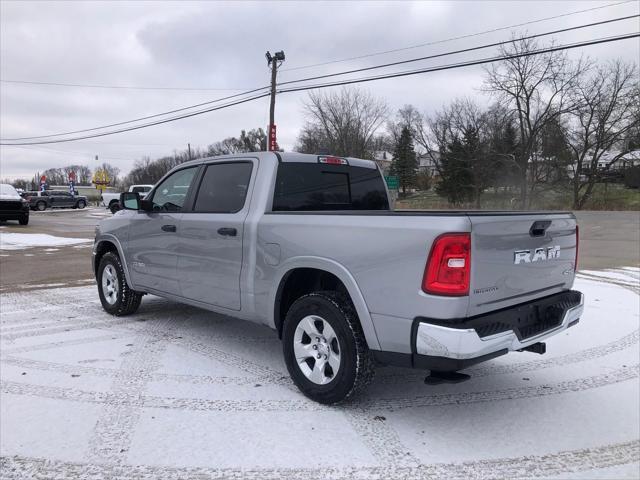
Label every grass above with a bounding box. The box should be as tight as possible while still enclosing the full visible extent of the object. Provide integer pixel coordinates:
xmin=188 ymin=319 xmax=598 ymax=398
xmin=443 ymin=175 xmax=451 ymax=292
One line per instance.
xmin=394 ymin=184 xmax=640 ymax=211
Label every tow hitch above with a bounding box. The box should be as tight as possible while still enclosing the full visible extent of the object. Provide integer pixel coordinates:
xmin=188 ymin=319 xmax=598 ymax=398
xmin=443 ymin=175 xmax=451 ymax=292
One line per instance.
xmin=518 ymin=342 xmax=546 ymax=355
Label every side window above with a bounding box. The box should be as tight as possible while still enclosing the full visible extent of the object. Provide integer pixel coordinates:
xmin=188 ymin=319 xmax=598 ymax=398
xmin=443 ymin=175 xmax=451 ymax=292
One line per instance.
xmin=150 ymin=167 xmax=198 ymax=212
xmin=193 ymin=162 xmax=253 ymax=213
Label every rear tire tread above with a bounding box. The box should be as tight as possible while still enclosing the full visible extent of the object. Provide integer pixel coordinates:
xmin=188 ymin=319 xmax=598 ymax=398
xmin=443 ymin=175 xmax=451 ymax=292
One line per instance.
xmin=283 ymin=290 xmax=375 ymax=404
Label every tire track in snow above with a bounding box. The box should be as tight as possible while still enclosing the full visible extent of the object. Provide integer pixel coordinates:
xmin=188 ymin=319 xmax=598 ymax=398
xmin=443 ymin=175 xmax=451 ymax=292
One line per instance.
xmin=1 ymin=440 xmax=637 ymax=480
xmin=2 ymin=364 xmax=636 ymax=413
xmin=85 ymin=315 xmax=183 ymax=465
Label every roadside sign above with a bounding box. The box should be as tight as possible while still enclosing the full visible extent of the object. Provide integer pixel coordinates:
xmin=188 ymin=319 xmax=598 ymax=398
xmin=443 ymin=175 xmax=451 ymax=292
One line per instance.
xmin=40 ymin=175 xmax=47 ymax=192
xmin=384 ymin=175 xmax=399 ymax=190
xmin=92 ymin=169 xmax=110 ymax=193
xmin=268 ymin=124 xmax=277 ymax=151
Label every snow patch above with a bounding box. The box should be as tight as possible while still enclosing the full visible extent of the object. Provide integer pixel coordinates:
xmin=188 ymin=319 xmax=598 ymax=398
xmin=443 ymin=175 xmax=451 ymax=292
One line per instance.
xmin=0 ymin=233 xmax=92 ymax=250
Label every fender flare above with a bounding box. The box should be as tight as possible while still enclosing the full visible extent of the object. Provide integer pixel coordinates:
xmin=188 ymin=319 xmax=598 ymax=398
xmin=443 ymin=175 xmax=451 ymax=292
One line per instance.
xmin=94 ymin=234 xmax=134 ymax=287
xmin=268 ymin=256 xmax=381 ymax=351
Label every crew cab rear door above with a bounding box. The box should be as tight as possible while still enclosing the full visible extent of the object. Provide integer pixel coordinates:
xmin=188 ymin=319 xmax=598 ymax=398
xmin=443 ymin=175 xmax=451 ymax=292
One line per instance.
xmin=468 ymin=213 xmax=578 ymax=316
xmin=177 ymin=159 xmax=256 ymax=311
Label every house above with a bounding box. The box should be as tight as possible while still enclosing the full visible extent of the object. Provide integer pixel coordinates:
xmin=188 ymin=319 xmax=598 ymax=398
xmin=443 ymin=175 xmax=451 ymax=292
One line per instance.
xmin=373 ymin=151 xmax=393 ymax=174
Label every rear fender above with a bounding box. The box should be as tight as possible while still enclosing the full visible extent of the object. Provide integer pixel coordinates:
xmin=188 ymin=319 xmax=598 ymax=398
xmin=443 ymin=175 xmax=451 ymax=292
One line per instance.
xmin=268 ymin=256 xmax=381 ymax=351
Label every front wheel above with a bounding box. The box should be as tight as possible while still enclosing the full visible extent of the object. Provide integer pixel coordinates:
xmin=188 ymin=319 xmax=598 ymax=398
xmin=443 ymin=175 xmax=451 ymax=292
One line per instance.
xmin=109 ymin=202 xmax=120 ymax=214
xmin=282 ymin=291 xmax=375 ymax=404
xmin=97 ymin=252 xmax=142 ymax=316
xmin=19 ymin=215 xmax=29 ymax=225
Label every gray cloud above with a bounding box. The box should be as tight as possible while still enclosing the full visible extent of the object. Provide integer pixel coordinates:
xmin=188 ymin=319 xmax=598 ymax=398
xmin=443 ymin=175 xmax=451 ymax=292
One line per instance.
xmin=1 ymin=0 xmax=638 ymax=179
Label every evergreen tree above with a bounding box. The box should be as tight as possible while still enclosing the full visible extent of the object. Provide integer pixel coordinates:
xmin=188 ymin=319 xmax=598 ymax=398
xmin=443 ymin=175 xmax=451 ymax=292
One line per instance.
xmin=389 ymin=126 xmax=418 ymax=195
xmin=436 ymin=135 xmax=475 ymax=205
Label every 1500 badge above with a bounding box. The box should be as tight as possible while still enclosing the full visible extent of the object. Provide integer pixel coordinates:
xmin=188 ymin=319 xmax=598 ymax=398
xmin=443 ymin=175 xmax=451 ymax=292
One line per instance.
xmin=514 ymin=246 xmax=561 ymax=264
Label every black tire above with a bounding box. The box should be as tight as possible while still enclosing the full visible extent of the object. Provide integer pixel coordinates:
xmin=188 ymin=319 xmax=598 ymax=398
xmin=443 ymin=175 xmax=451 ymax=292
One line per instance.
xmin=109 ymin=201 xmax=120 ymax=214
xmin=76 ymin=200 xmax=86 ymax=209
xmin=36 ymin=201 xmax=46 ymax=211
xmin=19 ymin=215 xmax=29 ymax=225
xmin=282 ymin=291 xmax=375 ymax=404
xmin=97 ymin=251 xmax=143 ymax=316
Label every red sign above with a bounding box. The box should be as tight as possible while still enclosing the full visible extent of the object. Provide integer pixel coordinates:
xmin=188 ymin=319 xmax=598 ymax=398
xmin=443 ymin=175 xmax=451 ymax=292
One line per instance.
xmin=268 ymin=124 xmax=277 ymax=151
xmin=68 ymin=171 xmax=76 ymax=182
xmin=40 ymin=175 xmax=46 ymax=183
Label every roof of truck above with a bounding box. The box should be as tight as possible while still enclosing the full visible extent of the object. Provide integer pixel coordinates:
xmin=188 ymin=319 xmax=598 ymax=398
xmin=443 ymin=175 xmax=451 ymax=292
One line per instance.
xmin=178 ymin=151 xmax=378 ymax=170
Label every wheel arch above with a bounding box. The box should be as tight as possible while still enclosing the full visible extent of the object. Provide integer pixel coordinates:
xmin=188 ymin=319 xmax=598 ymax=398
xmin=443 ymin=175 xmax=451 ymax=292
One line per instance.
xmin=270 ymin=257 xmax=381 ymax=351
xmin=93 ymin=236 xmax=133 ymax=287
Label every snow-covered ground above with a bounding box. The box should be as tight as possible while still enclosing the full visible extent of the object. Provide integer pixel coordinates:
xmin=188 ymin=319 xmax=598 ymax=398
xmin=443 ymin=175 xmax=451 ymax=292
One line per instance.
xmin=0 ymin=271 xmax=638 ymax=479
xmin=0 ymin=233 xmax=92 ymax=251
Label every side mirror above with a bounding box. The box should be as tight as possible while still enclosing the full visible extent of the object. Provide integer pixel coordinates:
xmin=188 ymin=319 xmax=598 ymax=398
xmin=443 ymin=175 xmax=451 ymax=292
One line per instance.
xmin=120 ymin=192 xmax=140 ymax=210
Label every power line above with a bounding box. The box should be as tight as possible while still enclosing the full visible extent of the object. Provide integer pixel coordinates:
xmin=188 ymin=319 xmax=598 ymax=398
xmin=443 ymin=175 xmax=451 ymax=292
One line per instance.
xmin=278 ymin=14 xmax=639 ymax=88
xmin=0 ymin=92 xmax=271 ymax=145
xmin=1 ymin=86 xmax=270 ymax=141
xmin=281 ymin=0 xmax=636 ymax=72
xmin=277 ymin=32 xmax=640 ymax=93
xmin=0 ymin=79 xmax=258 ymax=91
xmin=2 ymin=32 xmax=637 ymax=146
xmin=3 ymin=16 xmax=632 ymax=144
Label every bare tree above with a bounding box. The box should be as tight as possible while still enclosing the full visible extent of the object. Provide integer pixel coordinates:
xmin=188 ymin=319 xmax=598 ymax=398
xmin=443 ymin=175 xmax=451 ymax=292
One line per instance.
xmin=567 ymin=60 xmax=640 ymax=209
xmin=484 ymin=35 xmax=588 ymax=207
xmin=295 ymin=87 xmax=389 ymax=158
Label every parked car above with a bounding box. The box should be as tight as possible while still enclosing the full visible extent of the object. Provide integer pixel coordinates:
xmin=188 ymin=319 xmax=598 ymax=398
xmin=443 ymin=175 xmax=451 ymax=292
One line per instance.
xmin=22 ymin=191 xmax=51 ymax=211
xmin=0 ymin=184 xmax=30 ymax=225
xmin=101 ymin=185 xmax=153 ymax=214
xmin=92 ymin=152 xmax=583 ymax=404
xmin=47 ymin=190 xmax=88 ymax=209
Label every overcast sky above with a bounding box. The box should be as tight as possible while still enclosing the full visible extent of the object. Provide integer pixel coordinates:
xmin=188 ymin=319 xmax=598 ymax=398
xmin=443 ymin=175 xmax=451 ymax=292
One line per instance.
xmin=1 ymin=0 xmax=638 ymax=181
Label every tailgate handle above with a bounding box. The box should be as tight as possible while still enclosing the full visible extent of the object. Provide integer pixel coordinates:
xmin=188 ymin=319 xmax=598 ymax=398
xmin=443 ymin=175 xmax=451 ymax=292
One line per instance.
xmin=530 ymin=220 xmax=552 ymax=237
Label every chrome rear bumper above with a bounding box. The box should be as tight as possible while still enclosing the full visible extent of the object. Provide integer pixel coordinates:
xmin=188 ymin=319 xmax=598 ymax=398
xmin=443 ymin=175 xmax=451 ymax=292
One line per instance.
xmin=415 ymin=292 xmax=584 ymax=360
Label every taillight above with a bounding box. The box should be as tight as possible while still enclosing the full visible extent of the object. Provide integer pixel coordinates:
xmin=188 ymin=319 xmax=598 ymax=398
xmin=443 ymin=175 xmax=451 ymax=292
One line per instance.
xmin=422 ymin=233 xmax=471 ymax=296
xmin=574 ymin=225 xmax=579 ymax=271
xmin=318 ymin=155 xmax=348 ymax=165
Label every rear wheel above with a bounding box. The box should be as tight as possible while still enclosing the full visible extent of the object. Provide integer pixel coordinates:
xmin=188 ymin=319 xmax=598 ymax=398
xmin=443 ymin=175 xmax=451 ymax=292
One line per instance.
xmin=97 ymin=252 xmax=142 ymax=316
xmin=76 ymin=200 xmax=86 ymax=209
xmin=282 ymin=291 xmax=375 ymax=404
xmin=36 ymin=201 xmax=46 ymax=211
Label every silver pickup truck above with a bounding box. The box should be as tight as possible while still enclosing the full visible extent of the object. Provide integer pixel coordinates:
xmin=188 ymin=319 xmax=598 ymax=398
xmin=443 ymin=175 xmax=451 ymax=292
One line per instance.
xmin=92 ymin=152 xmax=583 ymax=403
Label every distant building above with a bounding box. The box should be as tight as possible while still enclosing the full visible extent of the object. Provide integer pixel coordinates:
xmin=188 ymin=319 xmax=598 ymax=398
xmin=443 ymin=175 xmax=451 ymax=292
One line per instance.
xmin=597 ymin=150 xmax=640 ymax=170
xmin=373 ymin=151 xmax=393 ymax=174
xmin=418 ymin=152 xmax=439 ymax=176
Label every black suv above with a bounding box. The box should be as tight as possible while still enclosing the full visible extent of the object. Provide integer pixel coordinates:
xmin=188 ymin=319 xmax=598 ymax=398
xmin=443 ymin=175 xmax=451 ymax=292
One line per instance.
xmin=1 ymin=184 xmax=29 ymax=225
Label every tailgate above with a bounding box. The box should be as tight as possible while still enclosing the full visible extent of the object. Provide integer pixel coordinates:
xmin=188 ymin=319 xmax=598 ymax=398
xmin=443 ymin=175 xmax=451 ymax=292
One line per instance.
xmin=468 ymin=213 xmax=577 ymax=316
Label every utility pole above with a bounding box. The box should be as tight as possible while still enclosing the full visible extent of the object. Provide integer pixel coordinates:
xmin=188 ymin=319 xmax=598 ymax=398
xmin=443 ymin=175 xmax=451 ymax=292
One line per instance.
xmin=265 ymin=50 xmax=285 ymax=151
xmin=187 ymin=143 xmax=192 ymax=160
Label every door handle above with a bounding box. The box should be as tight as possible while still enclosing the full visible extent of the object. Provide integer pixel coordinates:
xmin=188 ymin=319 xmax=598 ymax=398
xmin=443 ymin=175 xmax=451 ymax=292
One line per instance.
xmin=217 ymin=227 xmax=237 ymax=237
xmin=161 ymin=224 xmax=177 ymax=232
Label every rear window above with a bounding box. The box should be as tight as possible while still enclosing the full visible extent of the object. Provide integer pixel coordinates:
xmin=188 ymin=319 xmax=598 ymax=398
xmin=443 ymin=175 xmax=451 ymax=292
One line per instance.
xmin=272 ymin=163 xmax=389 ymax=211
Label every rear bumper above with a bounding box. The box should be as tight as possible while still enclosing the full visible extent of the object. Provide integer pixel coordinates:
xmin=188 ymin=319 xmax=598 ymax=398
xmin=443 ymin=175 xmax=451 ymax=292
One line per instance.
xmin=373 ymin=290 xmax=584 ymax=372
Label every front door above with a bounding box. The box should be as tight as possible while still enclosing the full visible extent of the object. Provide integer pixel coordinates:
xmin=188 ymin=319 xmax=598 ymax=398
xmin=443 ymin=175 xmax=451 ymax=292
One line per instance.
xmin=127 ymin=166 xmax=199 ymax=295
xmin=178 ymin=160 xmax=255 ymax=310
